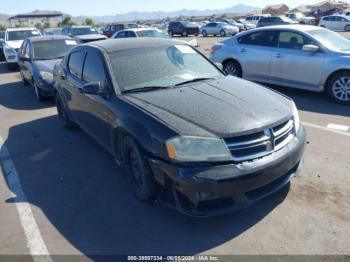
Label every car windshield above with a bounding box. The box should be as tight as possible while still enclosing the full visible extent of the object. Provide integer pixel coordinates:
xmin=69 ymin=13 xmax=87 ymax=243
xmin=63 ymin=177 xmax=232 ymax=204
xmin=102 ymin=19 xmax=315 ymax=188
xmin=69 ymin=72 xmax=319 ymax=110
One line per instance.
xmin=281 ymin=16 xmax=294 ymax=22
xmin=308 ymin=29 xmax=350 ymax=51
xmin=137 ymin=30 xmax=169 ymax=38
xmin=110 ymin=45 xmax=223 ymax=92
xmin=7 ymin=30 xmax=40 ymax=41
xmin=32 ymin=39 xmax=78 ymax=60
xmin=71 ymin=27 xmax=97 ymax=36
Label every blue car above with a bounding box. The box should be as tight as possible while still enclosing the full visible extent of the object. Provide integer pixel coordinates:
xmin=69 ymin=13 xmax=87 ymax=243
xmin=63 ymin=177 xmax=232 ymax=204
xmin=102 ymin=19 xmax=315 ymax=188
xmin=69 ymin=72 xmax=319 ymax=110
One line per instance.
xmin=18 ymin=35 xmax=78 ymax=101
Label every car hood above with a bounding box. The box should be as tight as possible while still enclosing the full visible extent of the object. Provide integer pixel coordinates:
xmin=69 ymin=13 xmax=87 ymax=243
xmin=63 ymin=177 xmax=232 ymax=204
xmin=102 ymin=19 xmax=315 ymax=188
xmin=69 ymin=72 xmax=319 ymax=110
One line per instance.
xmin=74 ymin=34 xmax=107 ymax=41
xmin=123 ymin=77 xmax=293 ymax=138
xmin=5 ymin=40 xmax=23 ymax=49
xmin=33 ymin=59 xmax=61 ymax=72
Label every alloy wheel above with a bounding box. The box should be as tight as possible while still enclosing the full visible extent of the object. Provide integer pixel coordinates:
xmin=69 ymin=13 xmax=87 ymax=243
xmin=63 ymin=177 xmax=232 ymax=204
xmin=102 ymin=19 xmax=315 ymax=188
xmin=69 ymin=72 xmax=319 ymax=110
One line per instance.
xmin=224 ymin=63 xmax=238 ymax=76
xmin=332 ymin=77 xmax=350 ymax=102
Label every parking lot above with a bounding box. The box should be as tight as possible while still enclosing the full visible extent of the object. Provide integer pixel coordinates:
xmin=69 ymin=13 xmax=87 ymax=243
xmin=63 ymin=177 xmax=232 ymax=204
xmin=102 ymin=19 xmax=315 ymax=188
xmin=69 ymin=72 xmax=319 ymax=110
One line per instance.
xmin=0 ymin=33 xmax=350 ymax=260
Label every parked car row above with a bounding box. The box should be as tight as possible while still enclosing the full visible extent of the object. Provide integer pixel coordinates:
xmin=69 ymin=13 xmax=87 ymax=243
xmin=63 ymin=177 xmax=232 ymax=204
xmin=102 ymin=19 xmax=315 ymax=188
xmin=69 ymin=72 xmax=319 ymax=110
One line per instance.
xmin=210 ymin=25 xmax=350 ymax=105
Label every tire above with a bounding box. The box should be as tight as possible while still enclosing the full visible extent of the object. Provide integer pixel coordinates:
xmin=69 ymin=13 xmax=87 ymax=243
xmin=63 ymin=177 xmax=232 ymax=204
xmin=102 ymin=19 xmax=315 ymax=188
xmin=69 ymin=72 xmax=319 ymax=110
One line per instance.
xmin=320 ymin=25 xmax=326 ymax=28
xmin=123 ymin=135 xmax=157 ymax=200
xmin=223 ymin=60 xmax=242 ymax=77
xmin=20 ymin=70 xmax=30 ymax=86
xmin=33 ymin=81 xmax=45 ymax=101
xmin=220 ymin=30 xmax=226 ymax=37
xmin=202 ymin=30 xmax=207 ymax=37
xmin=299 ymin=21 xmax=306 ymax=25
xmin=345 ymin=25 xmax=350 ymax=32
xmin=55 ymin=92 xmax=77 ymax=129
xmin=182 ymin=31 xmax=188 ymax=37
xmin=326 ymin=71 xmax=350 ymax=105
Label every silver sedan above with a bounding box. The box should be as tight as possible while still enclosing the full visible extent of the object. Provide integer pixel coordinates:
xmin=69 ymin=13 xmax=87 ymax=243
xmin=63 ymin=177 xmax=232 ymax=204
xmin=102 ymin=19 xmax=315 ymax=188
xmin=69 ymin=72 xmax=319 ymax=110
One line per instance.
xmin=210 ymin=25 xmax=350 ymax=104
xmin=201 ymin=22 xmax=239 ymax=37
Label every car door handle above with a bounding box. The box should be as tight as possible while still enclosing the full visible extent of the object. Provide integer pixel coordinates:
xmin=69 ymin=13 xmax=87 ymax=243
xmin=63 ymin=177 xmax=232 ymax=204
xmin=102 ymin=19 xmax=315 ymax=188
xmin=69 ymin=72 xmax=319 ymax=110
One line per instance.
xmin=240 ymin=48 xmax=246 ymax=53
xmin=275 ymin=54 xmax=283 ymax=58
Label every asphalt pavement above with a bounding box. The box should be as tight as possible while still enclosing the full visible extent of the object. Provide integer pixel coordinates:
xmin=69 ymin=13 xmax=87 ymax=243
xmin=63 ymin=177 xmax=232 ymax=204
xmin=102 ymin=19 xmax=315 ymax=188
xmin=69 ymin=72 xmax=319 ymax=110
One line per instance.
xmin=0 ymin=34 xmax=349 ymax=260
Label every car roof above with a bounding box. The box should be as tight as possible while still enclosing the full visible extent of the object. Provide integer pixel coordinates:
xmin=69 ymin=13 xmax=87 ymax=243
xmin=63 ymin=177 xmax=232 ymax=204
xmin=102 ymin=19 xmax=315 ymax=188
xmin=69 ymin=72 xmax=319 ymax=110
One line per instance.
xmin=249 ymin=25 xmax=320 ymax=32
xmin=120 ymin=28 xmax=160 ymax=32
xmin=27 ymin=35 xmax=74 ymax=42
xmin=6 ymin=28 xmax=38 ymax=32
xmin=86 ymin=38 xmax=187 ymax=53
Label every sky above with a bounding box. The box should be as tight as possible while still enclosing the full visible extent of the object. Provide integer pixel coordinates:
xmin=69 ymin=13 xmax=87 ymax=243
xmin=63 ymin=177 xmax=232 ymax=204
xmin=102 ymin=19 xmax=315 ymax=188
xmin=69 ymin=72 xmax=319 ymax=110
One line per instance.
xmin=0 ymin=0 xmax=349 ymax=16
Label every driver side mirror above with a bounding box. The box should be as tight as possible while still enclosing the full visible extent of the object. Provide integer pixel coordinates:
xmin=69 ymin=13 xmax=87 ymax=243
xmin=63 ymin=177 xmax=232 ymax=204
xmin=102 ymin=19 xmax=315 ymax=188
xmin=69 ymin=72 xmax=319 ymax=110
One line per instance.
xmin=302 ymin=44 xmax=320 ymax=53
xmin=81 ymin=82 xmax=109 ymax=97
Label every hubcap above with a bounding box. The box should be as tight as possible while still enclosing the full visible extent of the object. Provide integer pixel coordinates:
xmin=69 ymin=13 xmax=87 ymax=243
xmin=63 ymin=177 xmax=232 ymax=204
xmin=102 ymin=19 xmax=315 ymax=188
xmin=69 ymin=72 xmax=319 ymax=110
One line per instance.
xmin=224 ymin=64 xmax=238 ymax=76
xmin=332 ymin=77 xmax=350 ymax=101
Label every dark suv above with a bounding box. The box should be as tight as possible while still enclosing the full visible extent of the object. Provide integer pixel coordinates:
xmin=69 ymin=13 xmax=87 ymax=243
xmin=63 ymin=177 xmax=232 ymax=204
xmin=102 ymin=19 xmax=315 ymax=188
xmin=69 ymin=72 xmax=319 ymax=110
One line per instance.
xmin=257 ymin=16 xmax=297 ymax=27
xmin=168 ymin=21 xmax=200 ymax=37
xmin=103 ymin=23 xmax=138 ymax=38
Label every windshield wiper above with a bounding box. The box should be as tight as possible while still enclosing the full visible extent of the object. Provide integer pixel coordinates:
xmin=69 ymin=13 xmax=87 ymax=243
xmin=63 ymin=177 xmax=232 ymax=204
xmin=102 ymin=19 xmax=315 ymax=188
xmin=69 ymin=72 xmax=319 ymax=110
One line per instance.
xmin=122 ymin=86 xmax=171 ymax=94
xmin=175 ymin=77 xmax=216 ymax=86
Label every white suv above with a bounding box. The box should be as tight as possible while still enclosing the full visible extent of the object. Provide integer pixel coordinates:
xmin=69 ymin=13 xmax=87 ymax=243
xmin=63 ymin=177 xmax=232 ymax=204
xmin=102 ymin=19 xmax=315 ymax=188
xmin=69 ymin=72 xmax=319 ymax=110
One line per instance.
xmin=245 ymin=15 xmax=271 ymax=26
xmin=3 ymin=28 xmax=41 ymax=70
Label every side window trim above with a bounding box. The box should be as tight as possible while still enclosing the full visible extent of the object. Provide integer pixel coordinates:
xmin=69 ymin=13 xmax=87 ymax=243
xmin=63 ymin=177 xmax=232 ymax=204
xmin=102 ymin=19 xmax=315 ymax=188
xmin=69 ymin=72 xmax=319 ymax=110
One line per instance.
xmin=67 ymin=50 xmax=86 ymax=79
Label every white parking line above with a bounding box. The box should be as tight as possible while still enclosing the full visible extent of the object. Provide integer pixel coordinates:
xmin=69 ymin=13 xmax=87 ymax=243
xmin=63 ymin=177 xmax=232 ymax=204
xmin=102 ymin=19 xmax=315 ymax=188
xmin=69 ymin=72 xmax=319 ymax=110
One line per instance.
xmin=302 ymin=122 xmax=350 ymax=137
xmin=327 ymin=123 xmax=349 ymax=132
xmin=0 ymin=136 xmax=52 ymax=262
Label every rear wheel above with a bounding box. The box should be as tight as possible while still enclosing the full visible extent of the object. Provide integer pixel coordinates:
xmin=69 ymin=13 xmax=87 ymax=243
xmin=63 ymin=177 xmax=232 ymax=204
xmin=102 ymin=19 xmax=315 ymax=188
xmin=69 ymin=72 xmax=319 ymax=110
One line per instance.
xmin=326 ymin=71 xmax=350 ymax=105
xmin=220 ymin=30 xmax=226 ymax=37
xmin=123 ymin=136 xmax=157 ymax=200
xmin=299 ymin=21 xmax=306 ymax=25
xmin=55 ymin=93 xmax=77 ymax=129
xmin=223 ymin=60 xmax=242 ymax=77
xmin=345 ymin=25 xmax=350 ymax=32
xmin=182 ymin=31 xmax=188 ymax=37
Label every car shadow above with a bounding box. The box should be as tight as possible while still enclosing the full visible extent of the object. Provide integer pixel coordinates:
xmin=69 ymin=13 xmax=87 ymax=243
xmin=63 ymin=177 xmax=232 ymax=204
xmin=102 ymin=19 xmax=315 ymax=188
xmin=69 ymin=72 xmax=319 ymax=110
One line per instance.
xmin=1 ymin=115 xmax=290 ymax=256
xmin=266 ymin=85 xmax=350 ymax=118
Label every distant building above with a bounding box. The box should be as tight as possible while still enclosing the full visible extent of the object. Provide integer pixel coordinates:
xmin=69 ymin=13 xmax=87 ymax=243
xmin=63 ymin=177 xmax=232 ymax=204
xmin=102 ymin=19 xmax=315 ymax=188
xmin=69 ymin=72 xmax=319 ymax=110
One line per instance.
xmin=9 ymin=11 xmax=63 ymax=27
xmin=310 ymin=1 xmax=346 ymax=13
xmin=263 ymin=4 xmax=290 ymax=16
xmin=290 ymin=6 xmax=312 ymax=15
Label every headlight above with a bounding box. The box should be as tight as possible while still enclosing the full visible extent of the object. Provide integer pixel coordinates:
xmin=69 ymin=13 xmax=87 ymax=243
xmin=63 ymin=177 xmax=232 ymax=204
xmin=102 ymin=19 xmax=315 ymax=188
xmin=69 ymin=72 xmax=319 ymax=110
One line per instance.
xmin=292 ymin=102 xmax=300 ymax=133
xmin=4 ymin=46 xmax=16 ymax=54
xmin=40 ymin=71 xmax=53 ymax=81
xmin=166 ymin=136 xmax=232 ymax=162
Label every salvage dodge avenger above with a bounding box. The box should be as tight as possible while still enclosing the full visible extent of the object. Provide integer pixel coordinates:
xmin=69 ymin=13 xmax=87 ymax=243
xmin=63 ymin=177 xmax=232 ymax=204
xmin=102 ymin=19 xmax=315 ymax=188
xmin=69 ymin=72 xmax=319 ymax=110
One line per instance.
xmin=53 ymin=38 xmax=306 ymax=216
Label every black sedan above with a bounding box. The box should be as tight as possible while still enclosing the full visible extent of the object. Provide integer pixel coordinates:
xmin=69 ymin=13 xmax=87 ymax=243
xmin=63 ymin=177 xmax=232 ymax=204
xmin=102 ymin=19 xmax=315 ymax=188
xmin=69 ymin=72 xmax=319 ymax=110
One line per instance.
xmin=53 ymin=38 xmax=306 ymax=217
xmin=18 ymin=36 xmax=78 ymax=101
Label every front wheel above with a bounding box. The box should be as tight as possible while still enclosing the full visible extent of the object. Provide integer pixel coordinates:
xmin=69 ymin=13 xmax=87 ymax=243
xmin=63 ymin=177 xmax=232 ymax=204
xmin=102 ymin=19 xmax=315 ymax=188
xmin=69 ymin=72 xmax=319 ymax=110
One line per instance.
xmin=220 ymin=30 xmax=226 ymax=37
xmin=326 ymin=72 xmax=350 ymax=105
xmin=20 ymin=70 xmax=29 ymax=86
xmin=34 ymin=82 xmax=45 ymax=101
xmin=123 ymin=136 xmax=157 ymax=200
xmin=223 ymin=60 xmax=242 ymax=77
xmin=182 ymin=31 xmax=188 ymax=37
xmin=345 ymin=25 xmax=350 ymax=32
xmin=202 ymin=30 xmax=207 ymax=37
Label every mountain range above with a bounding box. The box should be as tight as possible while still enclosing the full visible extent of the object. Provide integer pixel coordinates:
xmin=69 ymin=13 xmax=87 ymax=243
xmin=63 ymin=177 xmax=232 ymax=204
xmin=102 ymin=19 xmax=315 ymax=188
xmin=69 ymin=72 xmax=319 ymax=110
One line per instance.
xmin=76 ymin=4 xmax=261 ymax=23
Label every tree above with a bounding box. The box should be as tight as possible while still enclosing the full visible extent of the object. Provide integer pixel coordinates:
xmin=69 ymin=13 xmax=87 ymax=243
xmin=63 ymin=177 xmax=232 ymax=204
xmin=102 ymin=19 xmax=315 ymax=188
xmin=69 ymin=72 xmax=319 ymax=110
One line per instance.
xmin=84 ymin=18 xmax=95 ymax=26
xmin=58 ymin=17 xmax=77 ymax=27
xmin=0 ymin=23 xmax=7 ymax=31
xmin=35 ymin=22 xmax=43 ymax=29
xmin=15 ymin=22 xmax=27 ymax=28
xmin=43 ymin=21 xmax=51 ymax=28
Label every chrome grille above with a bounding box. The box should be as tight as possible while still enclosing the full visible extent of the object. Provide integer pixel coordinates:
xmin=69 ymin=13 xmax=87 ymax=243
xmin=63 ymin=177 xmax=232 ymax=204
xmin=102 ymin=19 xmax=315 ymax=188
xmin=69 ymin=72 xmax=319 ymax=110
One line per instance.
xmin=225 ymin=119 xmax=295 ymax=162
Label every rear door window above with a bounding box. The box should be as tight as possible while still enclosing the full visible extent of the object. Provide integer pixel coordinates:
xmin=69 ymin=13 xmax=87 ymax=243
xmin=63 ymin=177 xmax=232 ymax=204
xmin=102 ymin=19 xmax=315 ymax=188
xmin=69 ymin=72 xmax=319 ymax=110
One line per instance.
xmin=238 ymin=31 xmax=278 ymax=47
xmin=68 ymin=51 xmax=85 ymax=79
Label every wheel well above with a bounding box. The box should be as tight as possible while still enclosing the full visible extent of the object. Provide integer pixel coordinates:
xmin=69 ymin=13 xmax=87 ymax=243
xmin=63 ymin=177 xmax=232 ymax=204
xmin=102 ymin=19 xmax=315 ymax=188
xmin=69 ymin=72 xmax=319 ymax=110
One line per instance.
xmin=325 ymin=69 xmax=350 ymax=90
